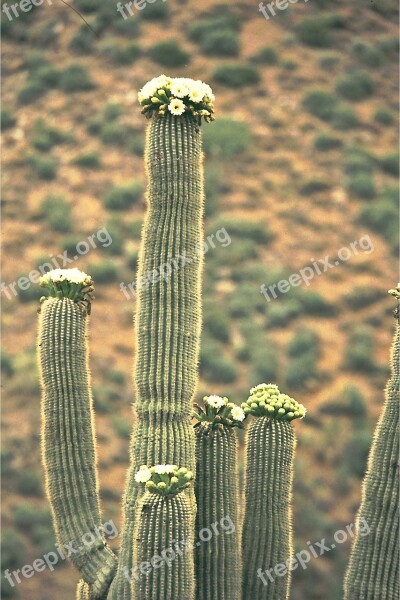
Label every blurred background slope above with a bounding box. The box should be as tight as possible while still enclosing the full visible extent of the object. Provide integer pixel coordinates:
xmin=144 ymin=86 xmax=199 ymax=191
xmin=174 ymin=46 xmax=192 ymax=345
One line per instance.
xmin=1 ymin=0 xmax=398 ymax=598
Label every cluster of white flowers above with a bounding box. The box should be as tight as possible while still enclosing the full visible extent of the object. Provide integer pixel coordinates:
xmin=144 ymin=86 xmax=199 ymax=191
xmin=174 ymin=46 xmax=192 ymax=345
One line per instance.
xmin=231 ymin=406 xmax=246 ymax=422
xmin=134 ymin=466 xmax=152 ymax=483
xmin=250 ymin=383 xmax=279 ymax=394
xmin=40 ymin=268 xmax=91 ymax=286
xmin=205 ymin=395 xmax=227 ymax=409
xmin=138 ymin=75 xmax=215 ymax=121
xmin=153 ymin=464 xmax=178 ymax=475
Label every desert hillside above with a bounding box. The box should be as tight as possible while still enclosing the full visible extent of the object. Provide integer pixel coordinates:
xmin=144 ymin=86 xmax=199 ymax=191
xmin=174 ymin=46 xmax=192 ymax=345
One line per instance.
xmin=1 ymin=0 xmax=399 ymax=599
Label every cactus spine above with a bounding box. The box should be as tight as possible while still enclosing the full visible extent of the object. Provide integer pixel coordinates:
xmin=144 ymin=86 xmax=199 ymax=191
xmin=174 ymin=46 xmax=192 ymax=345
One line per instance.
xmin=108 ymin=84 xmax=209 ymax=599
xmin=241 ymin=385 xmax=306 ymax=600
xmin=38 ymin=283 xmax=117 ymax=598
xmin=343 ymin=289 xmax=400 ymax=600
xmin=193 ymin=396 xmax=245 ymax=600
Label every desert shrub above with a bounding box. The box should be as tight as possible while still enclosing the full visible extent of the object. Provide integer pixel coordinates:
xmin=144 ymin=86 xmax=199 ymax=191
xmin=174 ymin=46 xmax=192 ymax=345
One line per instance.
xmin=288 ymin=328 xmax=319 ymax=357
xmin=378 ymin=152 xmax=399 ymax=177
xmin=129 ymin=219 xmax=143 ymax=240
xmin=127 ymin=250 xmax=139 ymax=270
xmin=30 ymin=524 xmax=58 ymax=556
xmin=149 ymin=40 xmax=189 ymax=67
xmin=1 ymin=109 xmax=16 ymax=130
xmin=286 ymin=352 xmax=317 ymax=388
xmin=18 ymin=80 xmax=48 ymax=104
xmin=343 ymin=430 xmax=372 ymax=477
xmin=71 ymin=151 xmax=101 ymax=168
xmin=204 ymin=302 xmax=230 ymax=343
xmin=200 ymin=335 xmax=237 ymax=382
xmin=16 ymin=277 xmax=43 ymax=304
xmin=296 ymin=14 xmax=344 ymax=47
xmin=351 ymin=39 xmax=383 ymax=68
xmin=314 ymin=134 xmax=342 ymax=151
xmin=100 ymin=123 xmax=126 ymax=145
xmin=282 ymin=59 xmax=297 ymax=71
xmin=140 ymin=0 xmax=169 ymax=20
xmin=12 ymin=504 xmax=52 ymax=532
xmin=25 ymin=51 xmax=50 ymax=72
xmin=30 ymin=118 xmax=71 ymax=152
xmin=1 ymin=529 xmax=25 ymax=568
xmin=69 ymin=25 xmax=94 ymax=54
xmin=373 ymin=106 xmax=394 ymax=126
xmin=103 ymin=181 xmax=143 ymax=210
xmin=249 ymin=342 xmax=279 ymax=383
xmin=203 ymin=118 xmax=252 ymax=158
xmin=1 ymin=351 xmax=14 ymax=376
xmin=40 ymin=195 xmax=71 ymax=232
xmin=319 ymin=54 xmax=340 ymax=69
xmin=75 ymin=0 xmax=98 ymax=12
xmin=213 ymin=63 xmax=260 ymax=87
xmin=302 ymin=90 xmax=339 ymax=121
xmin=188 ymin=14 xmax=240 ymax=43
xmin=370 ymin=0 xmax=397 ymax=17
xmin=15 ymin=470 xmax=42 ymax=497
xmin=299 ymin=179 xmax=330 ymax=196
xmin=343 ymin=148 xmax=374 ymax=175
xmin=107 ymin=370 xmax=126 ymax=386
xmin=320 ymin=386 xmax=367 ymax=418
xmin=103 ymin=102 xmax=123 ymax=121
xmin=109 ymin=43 xmax=141 ymax=65
xmin=346 ymin=173 xmax=376 ymax=199
xmin=89 ymin=261 xmax=118 ymax=283
xmin=112 ymin=416 xmax=131 ymax=439
xmin=128 ymin=134 xmax=145 ymax=157
xmin=93 ymin=387 xmax=119 ymax=413
xmin=252 ymin=46 xmax=278 ymax=64
xmin=199 ymin=29 xmax=240 ymax=56
xmin=227 ymin=286 xmax=266 ymax=318
xmin=377 ymin=35 xmax=399 ymax=56
xmin=207 ymin=238 xmax=258 ymax=268
xmin=59 ymin=64 xmax=95 ymax=92
xmin=336 ymin=70 xmax=374 ymax=101
xmin=358 ymin=186 xmax=398 ymax=249
xmin=345 ymin=326 xmax=376 ymax=372
xmin=267 ymin=299 xmax=302 ymax=328
xmin=331 ymin=105 xmax=358 ymax=129
xmin=102 ymin=222 xmax=124 ymax=255
xmin=344 ymin=286 xmax=382 ymax=309
xmin=27 ymin=154 xmax=57 ymax=180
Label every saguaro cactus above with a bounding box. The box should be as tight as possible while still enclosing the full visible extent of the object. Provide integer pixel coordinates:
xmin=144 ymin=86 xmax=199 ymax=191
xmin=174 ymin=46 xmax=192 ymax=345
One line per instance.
xmin=107 ymin=76 xmax=215 ymax=600
xmin=343 ymin=288 xmax=400 ymax=600
xmin=38 ymin=270 xmax=117 ymax=598
xmin=193 ymin=395 xmax=246 ymax=600
xmin=241 ymin=384 xmax=306 ymax=600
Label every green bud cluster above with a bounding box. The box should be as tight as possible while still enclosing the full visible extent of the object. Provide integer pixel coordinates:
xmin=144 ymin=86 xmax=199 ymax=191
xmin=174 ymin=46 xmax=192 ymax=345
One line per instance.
xmin=242 ymin=383 xmax=306 ymax=421
xmin=135 ymin=465 xmax=193 ymax=498
xmin=193 ymin=395 xmax=247 ymax=432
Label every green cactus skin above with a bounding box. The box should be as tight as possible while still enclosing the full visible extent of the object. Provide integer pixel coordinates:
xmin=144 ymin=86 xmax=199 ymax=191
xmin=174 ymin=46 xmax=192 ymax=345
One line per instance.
xmin=194 ymin=424 xmax=241 ymax=600
xmin=38 ymin=297 xmax=117 ymax=598
xmin=132 ymin=491 xmax=195 ymax=600
xmin=108 ymin=112 xmax=204 ymax=599
xmin=242 ymin=417 xmax=295 ymax=600
xmin=343 ymin=316 xmax=399 ymax=600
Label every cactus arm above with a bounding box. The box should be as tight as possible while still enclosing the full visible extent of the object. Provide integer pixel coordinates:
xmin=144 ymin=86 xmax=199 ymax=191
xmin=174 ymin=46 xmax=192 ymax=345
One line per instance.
xmin=241 ymin=384 xmax=306 ymax=600
xmin=38 ymin=291 xmax=117 ymax=598
xmin=108 ymin=76 xmax=213 ymax=599
xmin=343 ymin=294 xmax=400 ymax=600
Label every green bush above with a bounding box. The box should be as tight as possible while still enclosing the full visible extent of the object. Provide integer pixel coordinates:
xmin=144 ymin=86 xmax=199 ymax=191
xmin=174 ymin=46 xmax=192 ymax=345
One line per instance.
xmin=358 ymin=186 xmax=398 ymax=249
xmin=343 ymin=430 xmax=372 ymax=477
xmin=296 ymin=14 xmax=344 ymax=47
xmin=320 ymin=386 xmax=367 ymax=418
xmin=102 ymin=222 xmax=125 ymax=255
xmin=89 ymin=261 xmax=118 ymax=283
xmin=199 ymin=29 xmax=240 ymax=56
xmin=75 ymin=0 xmax=99 ymax=12
xmin=213 ymin=63 xmax=260 ymax=87
xmin=69 ymin=25 xmax=94 ymax=54
xmin=15 ymin=470 xmax=42 ymax=497
xmin=71 ymin=151 xmax=101 ymax=168
xmin=16 ymin=278 xmax=43 ymax=304
xmin=331 ymin=105 xmax=358 ymax=130
xmin=345 ymin=327 xmax=376 ymax=372
xmin=188 ymin=14 xmax=240 ymax=43
xmin=30 ymin=118 xmax=71 ymax=152
xmin=201 ymin=353 xmax=237 ymax=384
xmin=252 ymin=46 xmax=278 ymax=65
xmin=249 ymin=342 xmax=279 ymax=384
xmin=379 ymin=152 xmax=399 ymax=177
xmin=346 ymin=173 xmax=376 ymax=199
xmin=302 ymin=90 xmax=339 ymax=121
xmin=112 ymin=416 xmax=132 ymax=439
xmin=344 ymin=286 xmax=382 ymax=310
xmin=210 ymin=217 xmax=271 ymax=245
xmin=286 ymin=352 xmax=317 ymax=388
xmin=343 ymin=148 xmax=374 ymax=175
xmin=203 ymin=118 xmax=252 ymax=158
xmin=1 ymin=108 xmax=16 ymax=130
xmin=40 ymin=195 xmax=71 ymax=232
xmin=299 ymin=179 xmax=330 ymax=196
xmin=287 ymin=328 xmax=319 ymax=357
xmin=100 ymin=123 xmax=126 ymax=145
xmin=149 ymin=40 xmax=189 ymax=68
xmin=314 ymin=134 xmax=342 ymax=151
xmin=370 ymin=0 xmax=397 ymax=17
xmin=13 ymin=504 xmax=52 ymax=532
xmin=319 ymin=54 xmax=340 ymax=69
xmin=336 ymin=70 xmax=374 ymax=101
xmin=18 ymin=80 xmax=48 ymax=104
xmin=373 ymin=106 xmax=394 ymax=126
xmin=128 ymin=134 xmax=145 ymax=157
xmin=109 ymin=43 xmax=142 ymax=65
xmin=27 ymin=154 xmax=57 ymax=180
xmin=267 ymin=300 xmax=302 ymax=328
xmin=59 ymin=64 xmax=95 ymax=92
xmin=1 ymin=529 xmax=25 ymax=568
xmin=204 ymin=302 xmax=230 ymax=343
xmin=103 ymin=181 xmax=143 ymax=210
xmin=140 ymin=0 xmax=169 ymax=20
xmin=1 ymin=350 xmax=14 ymax=376
xmin=351 ymin=39 xmax=383 ymax=68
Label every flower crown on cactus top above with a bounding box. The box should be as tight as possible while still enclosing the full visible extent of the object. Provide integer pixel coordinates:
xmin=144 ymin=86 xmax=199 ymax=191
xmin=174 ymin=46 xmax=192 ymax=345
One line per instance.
xmin=138 ymin=75 xmax=215 ymax=122
xmin=39 ymin=268 xmax=95 ymax=313
xmin=194 ymin=395 xmax=247 ymax=432
xmin=134 ymin=465 xmax=193 ymax=497
xmin=242 ymin=383 xmax=306 ymax=421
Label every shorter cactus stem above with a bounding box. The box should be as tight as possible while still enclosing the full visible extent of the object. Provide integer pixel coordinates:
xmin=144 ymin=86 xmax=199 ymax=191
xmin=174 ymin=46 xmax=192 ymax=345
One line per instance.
xmin=132 ymin=490 xmax=195 ymax=600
